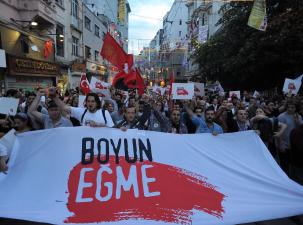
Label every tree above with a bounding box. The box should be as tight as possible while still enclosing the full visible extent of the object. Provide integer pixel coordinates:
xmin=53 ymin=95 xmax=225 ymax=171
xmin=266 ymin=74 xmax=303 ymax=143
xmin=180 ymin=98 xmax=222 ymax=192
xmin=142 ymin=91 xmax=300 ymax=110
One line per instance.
xmin=194 ymin=0 xmax=303 ymax=90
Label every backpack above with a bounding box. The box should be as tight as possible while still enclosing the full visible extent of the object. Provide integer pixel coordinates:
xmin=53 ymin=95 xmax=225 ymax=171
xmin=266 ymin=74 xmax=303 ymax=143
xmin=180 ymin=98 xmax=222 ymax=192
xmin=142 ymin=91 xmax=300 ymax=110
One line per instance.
xmin=81 ymin=109 xmax=107 ymax=125
xmin=256 ymin=118 xmax=274 ymax=142
xmin=272 ymin=117 xmax=279 ymax=133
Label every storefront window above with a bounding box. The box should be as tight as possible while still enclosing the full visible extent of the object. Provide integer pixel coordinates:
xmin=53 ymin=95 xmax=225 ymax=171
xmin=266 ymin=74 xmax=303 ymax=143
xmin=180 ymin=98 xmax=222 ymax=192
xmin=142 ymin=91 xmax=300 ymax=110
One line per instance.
xmin=20 ymin=35 xmax=29 ymax=54
xmin=85 ymin=46 xmax=91 ymax=59
xmin=56 ymin=24 xmax=64 ymax=57
xmin=95 ymin=50 xmax=99 ymax=62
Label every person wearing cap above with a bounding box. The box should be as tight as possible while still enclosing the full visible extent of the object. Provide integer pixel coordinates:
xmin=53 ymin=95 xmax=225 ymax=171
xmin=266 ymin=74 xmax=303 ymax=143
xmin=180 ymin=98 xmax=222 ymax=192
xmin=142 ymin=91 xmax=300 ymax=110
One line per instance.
xmin=29 ymin=90 xmax=73 ymax=129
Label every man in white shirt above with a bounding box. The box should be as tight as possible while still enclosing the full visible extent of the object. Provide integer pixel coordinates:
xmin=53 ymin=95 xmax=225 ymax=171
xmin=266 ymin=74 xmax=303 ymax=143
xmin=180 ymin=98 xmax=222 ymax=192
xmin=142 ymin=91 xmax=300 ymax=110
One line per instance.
xmin=52 ymin=91 xmax=114 ymax=128
xmin=0 ymin=129 xmax=16 ymax=174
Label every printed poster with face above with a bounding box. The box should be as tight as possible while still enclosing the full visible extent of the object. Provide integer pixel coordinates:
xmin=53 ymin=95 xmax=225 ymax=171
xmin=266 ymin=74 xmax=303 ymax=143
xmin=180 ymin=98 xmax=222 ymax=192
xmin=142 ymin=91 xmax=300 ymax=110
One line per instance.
xmin=229 ymin=91 xmax=241 ymax=99
xmin=283 ymin=78 xmax=301 ymax=95
xmin=194 ymin=83 xmax=205 ymax=97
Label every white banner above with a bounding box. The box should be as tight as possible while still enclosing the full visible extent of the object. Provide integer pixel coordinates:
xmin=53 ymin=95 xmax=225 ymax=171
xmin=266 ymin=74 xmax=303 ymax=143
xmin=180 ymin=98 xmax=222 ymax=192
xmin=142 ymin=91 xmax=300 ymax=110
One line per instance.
xmin=0 ymin=49 xmax=6 ymax=68
xmin=89 ymin=77 xmax=111 ymax=98
xmin=152 ymin=86 xmax=166 ymax=96
xmin=0 ymin=97 xmax=19 ymax=116
xmin=194 ymin=83 xmax=205 ymax=96
xmin=172 ymin=83 xmax=194 ymax=100
xmin=0 ymin=129 xmax=303 ymax=225
xmin=283 ymin=78 xmax=302 ymax=95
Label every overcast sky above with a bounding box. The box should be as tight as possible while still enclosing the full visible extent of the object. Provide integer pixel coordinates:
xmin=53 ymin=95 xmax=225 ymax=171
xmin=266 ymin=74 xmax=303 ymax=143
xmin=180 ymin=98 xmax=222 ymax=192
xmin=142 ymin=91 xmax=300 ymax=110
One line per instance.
xmin=127 ymin=0 xmax=174 ymax=55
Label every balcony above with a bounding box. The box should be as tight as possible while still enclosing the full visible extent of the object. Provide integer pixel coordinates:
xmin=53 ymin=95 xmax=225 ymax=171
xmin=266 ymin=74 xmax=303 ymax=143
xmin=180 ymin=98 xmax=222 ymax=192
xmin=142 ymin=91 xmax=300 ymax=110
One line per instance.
xmin=17 ymin=0 xmax=56 ymax=29
xmin=71 ymin=17 xmax=82 ymax=32
xmin=185 ymin=0 xmax=194 ymax=7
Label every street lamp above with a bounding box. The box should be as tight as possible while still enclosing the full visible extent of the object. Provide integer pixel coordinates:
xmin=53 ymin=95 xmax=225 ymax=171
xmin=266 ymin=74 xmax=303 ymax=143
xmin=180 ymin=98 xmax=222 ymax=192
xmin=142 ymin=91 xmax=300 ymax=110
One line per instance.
xmin=10 ymin=18 xmax=38 ymax=27
xmin=47 ymin=34 xmax=64 ymax=38
xmin=30 ymin=21 xmax=38 ymax=26
xmin=47 ymin=33 xmax=64 ymax=42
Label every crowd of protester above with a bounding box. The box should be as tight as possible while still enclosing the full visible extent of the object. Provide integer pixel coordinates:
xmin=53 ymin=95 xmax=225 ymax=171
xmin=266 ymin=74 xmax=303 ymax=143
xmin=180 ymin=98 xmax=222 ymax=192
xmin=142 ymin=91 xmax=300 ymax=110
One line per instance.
xmin=0 ymin=86 xmax=302 ymax=187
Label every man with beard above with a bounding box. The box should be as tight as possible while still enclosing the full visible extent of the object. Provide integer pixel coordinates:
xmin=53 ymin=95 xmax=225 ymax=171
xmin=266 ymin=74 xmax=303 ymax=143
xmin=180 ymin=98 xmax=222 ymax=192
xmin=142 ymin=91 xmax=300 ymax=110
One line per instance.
xmin=52 ymin=89 xmax=114 ymax=128
xmin=0 ymin=113 xmax=32 ymax=174
xmin=114 ymin=104 xmax=151 ymax=131
xmin=29 ymin=89 xmax=73 ymax=129
xmin=186 ymin=106 xmax=223 ymax=135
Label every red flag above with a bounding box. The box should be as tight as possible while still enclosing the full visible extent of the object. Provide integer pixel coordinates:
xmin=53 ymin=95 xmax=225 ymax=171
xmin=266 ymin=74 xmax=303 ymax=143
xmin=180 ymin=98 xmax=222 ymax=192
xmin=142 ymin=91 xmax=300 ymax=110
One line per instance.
xmin=79 ymin=73 xmax=91 ymax=95
xmin=112 ymin=71 xmax=128 ymax=89
xmin=100 ymin=33 xmax=128 ymax=71
xmin=169 ymin=72 xmax=175 ymax=95
xmin=43 ymin=40 xmax=53 ymax=58
xmin=135 ymin=68 xmax=145 ymax=95
xmin=123 ymin=68 xmax=145 ymax=95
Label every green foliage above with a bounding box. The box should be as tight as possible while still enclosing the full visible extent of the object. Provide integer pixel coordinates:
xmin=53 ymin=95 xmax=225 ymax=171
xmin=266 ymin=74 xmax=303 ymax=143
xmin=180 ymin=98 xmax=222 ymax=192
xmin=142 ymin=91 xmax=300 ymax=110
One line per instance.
xmin=194 ymin=0 xmax=303 ymax=90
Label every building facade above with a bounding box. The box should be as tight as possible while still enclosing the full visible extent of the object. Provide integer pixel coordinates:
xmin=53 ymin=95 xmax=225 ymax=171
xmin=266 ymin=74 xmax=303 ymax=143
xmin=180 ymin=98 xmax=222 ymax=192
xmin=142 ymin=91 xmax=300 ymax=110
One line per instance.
xmin=0 ymin=0 xmax=131 ymax=93
xmin=159 ymin=0 xmax=188 ymax=82
xmin=0 ymin=0 xmax=59 ymax=92
xmin=82 ymin=4 xmax=108 ymax=86
xmin=83 ymin=0 xmax=131 ymax=52
xmin=186 ymin=0 xmax=224 ymax=78
xmin=53 ymin=0 xmax=84 ymax=91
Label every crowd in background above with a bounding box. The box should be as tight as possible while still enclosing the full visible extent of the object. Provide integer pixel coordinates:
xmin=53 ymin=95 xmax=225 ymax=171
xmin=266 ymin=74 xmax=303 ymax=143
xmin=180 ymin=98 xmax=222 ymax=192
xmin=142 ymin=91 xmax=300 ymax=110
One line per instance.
xmin=0 ymin=86 xmax=302 ymax=186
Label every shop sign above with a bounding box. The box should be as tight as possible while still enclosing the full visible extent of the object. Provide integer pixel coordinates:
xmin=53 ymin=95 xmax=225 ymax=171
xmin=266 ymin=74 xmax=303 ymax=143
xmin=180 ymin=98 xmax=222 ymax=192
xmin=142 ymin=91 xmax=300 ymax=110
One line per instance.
xmin=8 ymin=55 xmax=59 ymax=75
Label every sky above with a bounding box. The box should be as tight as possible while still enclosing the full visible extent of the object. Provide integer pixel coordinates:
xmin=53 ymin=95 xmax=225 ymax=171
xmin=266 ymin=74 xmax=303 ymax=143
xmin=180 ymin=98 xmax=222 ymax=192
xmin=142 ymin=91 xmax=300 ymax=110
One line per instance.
xmin=127 ymin=0 xmax=174 ymax=55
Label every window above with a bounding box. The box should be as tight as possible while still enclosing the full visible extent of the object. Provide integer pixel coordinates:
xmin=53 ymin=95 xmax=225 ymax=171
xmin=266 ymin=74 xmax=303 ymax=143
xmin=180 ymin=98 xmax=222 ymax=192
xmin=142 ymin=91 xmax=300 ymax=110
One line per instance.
xmin=20 ymin=35 xmax=29 ymax=54
xmin=56 ymin=24 xmax=64 ymax=57
xmin=179 ymin=31 xmax=182 ymax=37
xmin=72 ymin=36 xmax=79 ymax=56
xmin=85 ymin=45 xmax=91 ymax=59
xmin=84 ymin=16 xmax=91 ymax=31
xmin=0 ymin=32 xmax=2 ymax=49
xmin=95 ymin=25 xmax=100 ymax=37
xmin=202 ymin=14 xmax=205 ymax=26
xmin=95 ymin=50 xmax=99 ymax=61
xmin=179 ymin=20 xmax=182 ymax=25
xmin=55 ymin=0 xmax=63 ymax=7
xmin=71 ymin=0 xmax=78 ymax=18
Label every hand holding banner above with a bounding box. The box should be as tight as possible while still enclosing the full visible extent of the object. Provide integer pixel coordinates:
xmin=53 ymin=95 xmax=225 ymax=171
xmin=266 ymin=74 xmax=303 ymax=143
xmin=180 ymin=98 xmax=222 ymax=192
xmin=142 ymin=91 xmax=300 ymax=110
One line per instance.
xmin=0 ymin=129 xmax=303 ymax=225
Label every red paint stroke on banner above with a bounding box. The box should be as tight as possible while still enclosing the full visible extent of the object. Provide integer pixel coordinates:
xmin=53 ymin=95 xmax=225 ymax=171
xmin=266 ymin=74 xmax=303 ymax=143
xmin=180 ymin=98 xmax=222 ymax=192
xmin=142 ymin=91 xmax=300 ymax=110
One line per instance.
xmin=65 ymin=156 xmax=226 ymax=224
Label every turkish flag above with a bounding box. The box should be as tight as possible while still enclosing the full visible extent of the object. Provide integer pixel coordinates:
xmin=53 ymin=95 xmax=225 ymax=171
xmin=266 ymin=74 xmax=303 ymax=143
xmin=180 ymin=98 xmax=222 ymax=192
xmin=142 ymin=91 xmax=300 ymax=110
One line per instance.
xmin=115 ymin=68 xmax=145 ymax=95
xmin=43 ymin=40 xmax=53 ymax=58
xmin=112 ymin=71 xmax=129 ymax=91
xmin=169 ymin=72 xmax=175 ymax=95
xmin=79 ymin=73 xmax=90 ymax=95
xmin=100 ymin=32 xmax=128 ymax=71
